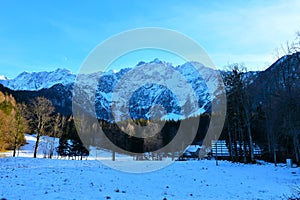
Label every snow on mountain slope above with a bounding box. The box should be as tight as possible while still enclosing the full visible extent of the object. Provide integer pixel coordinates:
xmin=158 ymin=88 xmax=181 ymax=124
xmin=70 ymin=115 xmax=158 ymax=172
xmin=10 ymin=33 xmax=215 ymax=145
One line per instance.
xmin=0 ymin=68 xmax=75 ymax=91
xmin=1 ymin=59 xmax=222 ymax=121
xmin=0 ymin=75 xmax=7 ymax=81
xmin=89 ymin=60 xmax=212 ymax=121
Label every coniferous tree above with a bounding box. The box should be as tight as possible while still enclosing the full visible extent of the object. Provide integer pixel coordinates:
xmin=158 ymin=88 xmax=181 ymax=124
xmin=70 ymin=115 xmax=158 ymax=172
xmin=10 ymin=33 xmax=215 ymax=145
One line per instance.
xmin=12 ymin=103 xmax=28 ymax=157
xmin=223 ymin=64 xmax=255 ymax=163
xmin=0 ymin=92 xmax=26 ymax=152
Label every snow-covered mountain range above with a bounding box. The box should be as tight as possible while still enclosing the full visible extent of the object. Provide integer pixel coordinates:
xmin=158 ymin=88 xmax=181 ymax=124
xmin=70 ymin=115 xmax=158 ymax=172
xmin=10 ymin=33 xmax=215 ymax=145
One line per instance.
xmin=0 ymin=59 xmax=228 ymax=121
xmin=0 ymin=68 xmax=75 ymax=91
xmin=89 ymin=61 xmax=213 ymax=121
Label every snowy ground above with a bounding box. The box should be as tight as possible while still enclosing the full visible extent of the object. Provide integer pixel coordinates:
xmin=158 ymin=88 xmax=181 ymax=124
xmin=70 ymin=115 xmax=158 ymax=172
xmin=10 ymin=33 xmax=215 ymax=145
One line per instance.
xmin=0 ymin=157 xmax=299 ymax=200
xmin=0 ymin=134 xmax=132 ymax=160
xmin=1 ymin=134 xmax=60 ymax=158
xmin=0 ymin=134 xmax=299 ymax=199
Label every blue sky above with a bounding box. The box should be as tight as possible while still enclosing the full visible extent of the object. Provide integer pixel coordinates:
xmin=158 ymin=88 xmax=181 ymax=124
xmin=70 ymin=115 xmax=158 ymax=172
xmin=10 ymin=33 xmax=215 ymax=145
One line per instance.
xmin=1 ymin=0 xmax=300 ymax=78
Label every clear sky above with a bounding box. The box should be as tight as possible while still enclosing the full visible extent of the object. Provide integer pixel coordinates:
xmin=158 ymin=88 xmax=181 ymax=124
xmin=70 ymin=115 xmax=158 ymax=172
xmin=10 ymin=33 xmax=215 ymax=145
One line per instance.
xmin=0 ymin=0 xmax=300 ymax=78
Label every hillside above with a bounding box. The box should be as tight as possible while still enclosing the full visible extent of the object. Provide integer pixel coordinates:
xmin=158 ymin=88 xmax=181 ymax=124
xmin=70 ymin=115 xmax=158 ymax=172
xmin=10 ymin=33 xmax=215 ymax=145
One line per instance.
xmin=0 ymin=83 xmax=73 ymax=116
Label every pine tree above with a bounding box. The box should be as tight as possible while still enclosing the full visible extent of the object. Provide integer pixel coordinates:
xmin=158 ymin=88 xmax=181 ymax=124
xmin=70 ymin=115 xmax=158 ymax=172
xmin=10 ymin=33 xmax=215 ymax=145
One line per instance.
xmin=56 ymin=134 xmax=70 ymax=158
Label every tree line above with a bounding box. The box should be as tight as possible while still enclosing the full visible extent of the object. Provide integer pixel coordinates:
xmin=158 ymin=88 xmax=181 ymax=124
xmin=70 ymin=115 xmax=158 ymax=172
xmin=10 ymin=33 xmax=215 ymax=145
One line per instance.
xmin=0 ymin=93 xmax=89 ymax=159
xmin=219 ymin=32 xmax=300 ymax=165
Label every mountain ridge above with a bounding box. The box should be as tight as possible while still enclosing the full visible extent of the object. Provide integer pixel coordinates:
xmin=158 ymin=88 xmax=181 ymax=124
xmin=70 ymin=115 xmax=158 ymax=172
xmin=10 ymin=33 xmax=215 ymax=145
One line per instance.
xmin=0 ymin=58 xmax=272 ymax=121
xmin=0 ymin=68 xmax=75 ymax=91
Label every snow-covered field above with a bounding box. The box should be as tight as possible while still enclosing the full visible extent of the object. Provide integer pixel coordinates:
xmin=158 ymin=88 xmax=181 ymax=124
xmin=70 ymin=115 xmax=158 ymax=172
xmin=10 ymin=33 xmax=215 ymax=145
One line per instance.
xmin=0 ymin=157 xmax=299 ymax=200
xmin=1 ymin=134 xmax=132 ymax=161
xmin=0 ymin=134 xmax=299 ymax=199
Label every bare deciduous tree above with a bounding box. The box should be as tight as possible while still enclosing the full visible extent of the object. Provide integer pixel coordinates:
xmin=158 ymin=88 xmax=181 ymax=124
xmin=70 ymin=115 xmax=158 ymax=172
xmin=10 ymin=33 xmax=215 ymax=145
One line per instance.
xmin=47 ymin=113 xmax=65 ymax=159
xmin=28 ymin=97 xmax=54 ymax=158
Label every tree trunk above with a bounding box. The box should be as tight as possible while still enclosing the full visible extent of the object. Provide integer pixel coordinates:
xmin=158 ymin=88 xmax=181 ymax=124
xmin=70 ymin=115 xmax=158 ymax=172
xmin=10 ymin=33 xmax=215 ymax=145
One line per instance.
xmin=112 ymin=151 xmax=116 ymax=161
xmin=233 ymin=130 xmax=238 ymax=162
xmin=12 ymin=147 xmax=17 ymax=157
xmin=273 ymin=147 xmax=277 ymax=167
xmin=243 ymin=105 xmax=255 ymax=163
xmin=215 ymin=139 xmax=218 ymax=166
xmin=247 ymin=123 xmax=255 ymax=163
xmin=12 ymin=134 xmax=18 ymax=157
xmin=266 ymin=126 xmax=272 ymax=155
xmin=34 ymin=131 xmax=40 ymax=158
xmin=227 ymin=120 xmax=234 ymax=161
xmin=13 ymin=119 xmax=21 ymax=157
xmin=293 ymin=134 xmax=299 ymax=164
